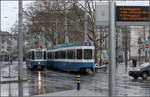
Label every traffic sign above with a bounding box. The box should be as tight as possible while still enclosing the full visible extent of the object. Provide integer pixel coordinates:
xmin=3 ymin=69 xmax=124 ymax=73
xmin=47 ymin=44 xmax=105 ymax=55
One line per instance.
xmin=145 ymin=44 xmax=149 ymax=48
xmin=96 ymin=2 xmax=109 ymax=27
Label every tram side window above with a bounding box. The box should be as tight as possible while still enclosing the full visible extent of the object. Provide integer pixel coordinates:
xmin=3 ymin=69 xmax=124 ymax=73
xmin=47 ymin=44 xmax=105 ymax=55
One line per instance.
xmin=48 ymin=52 xmax=53 ymax=59
xmin=52 ymin=52 xmax=54 ymax=59
xmin=47 ymin=52 xmax=50 ymax=59
xmin=84 ymin=49 xmax=92 ymax=59
xmin=44 ymin=51 xmax=46 ymax=59
xmin=67 ymin=50 xmax=75 ymax=59
xmin=77 ymin=49 xmax=82 ymax=59
xmin=61 ymin=51 xmax=66 ymax=59
xmin=31 ymin=51 xmax=35 ymax=60
xmin=55 ymin=52 xmax=58 ymax=59
xmin=59 ymin=51 xmax=62 ymax=59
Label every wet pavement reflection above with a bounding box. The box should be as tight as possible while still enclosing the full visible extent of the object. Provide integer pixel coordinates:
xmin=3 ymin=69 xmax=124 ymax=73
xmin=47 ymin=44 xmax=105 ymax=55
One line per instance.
xmin=26 ymin=64 xmax=150 ymax=96
xmin=1 ymin=63 xmax=150 ymax=96
xmin=27 ymin=70 xmax=76 ymax=96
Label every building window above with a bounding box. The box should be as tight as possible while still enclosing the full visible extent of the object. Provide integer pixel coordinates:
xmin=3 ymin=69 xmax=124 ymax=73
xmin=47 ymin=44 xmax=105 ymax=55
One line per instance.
xmin=2 ymin=40 xmax=4 ymax=44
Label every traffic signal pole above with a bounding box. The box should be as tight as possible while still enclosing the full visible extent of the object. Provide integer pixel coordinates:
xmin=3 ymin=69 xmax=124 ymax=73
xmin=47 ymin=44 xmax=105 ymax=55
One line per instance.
xmin=108 ymin=1 xmax=116 ymax=97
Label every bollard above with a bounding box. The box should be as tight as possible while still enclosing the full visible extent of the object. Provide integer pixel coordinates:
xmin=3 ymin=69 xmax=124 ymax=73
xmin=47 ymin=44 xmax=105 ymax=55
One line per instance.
xmin=76 ymin=74 xmax=80 ymax=91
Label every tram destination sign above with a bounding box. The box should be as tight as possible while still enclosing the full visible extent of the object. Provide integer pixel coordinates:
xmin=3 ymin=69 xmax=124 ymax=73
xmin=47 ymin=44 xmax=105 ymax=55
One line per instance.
xmin=116 ymin=6 xmax=149 ymax=26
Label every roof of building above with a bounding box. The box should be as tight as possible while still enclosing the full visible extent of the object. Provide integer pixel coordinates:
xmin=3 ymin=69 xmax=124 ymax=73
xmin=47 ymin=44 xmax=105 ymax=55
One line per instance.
xmin=0 ymin=31 xmax=11 ymax=37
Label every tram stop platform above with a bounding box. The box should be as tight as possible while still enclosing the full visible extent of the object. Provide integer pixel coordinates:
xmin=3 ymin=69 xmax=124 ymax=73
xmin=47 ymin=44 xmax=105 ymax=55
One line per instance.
xmin=34 ymin=89 xmax=103 ymax=96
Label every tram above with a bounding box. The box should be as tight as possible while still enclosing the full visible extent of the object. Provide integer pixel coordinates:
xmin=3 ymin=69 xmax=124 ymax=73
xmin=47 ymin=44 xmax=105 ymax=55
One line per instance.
xmin=26 ymin=46 xmax=47 ymax=70
xmin=47 ymin=42 xmax=95 ymax=73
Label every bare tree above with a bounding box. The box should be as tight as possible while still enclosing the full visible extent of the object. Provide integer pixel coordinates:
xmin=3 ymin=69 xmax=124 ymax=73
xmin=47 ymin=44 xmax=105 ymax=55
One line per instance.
xmin=11 ymin=0 xmax=110 ymax=59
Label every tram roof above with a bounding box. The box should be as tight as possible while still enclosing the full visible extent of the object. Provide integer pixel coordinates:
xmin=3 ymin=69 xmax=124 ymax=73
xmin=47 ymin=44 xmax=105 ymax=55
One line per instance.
xmin=27 ymin=47 xmax=47 ymax=52
xmin=48 ymin=42 xmax=94 ymax=50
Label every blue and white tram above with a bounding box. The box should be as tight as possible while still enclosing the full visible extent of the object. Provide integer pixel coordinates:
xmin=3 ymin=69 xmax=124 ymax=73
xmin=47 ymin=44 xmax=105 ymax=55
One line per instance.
xmin=47 ymin=43 xmax=95 ymax=73
xmin=26 ymin=46 xmax=47 ymax=70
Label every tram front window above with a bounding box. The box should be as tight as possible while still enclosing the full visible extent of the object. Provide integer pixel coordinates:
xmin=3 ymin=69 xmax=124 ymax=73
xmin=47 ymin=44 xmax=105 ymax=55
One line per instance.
xmin=36 ymin=51 xmax=43 ymax=59
xmin=84 ymin=49 xmax=92 ymax=59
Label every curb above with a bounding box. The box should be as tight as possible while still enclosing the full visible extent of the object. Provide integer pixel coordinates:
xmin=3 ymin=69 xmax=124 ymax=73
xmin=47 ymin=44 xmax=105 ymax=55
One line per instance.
xmin=0 ymin=79 xmax=27 ymax=84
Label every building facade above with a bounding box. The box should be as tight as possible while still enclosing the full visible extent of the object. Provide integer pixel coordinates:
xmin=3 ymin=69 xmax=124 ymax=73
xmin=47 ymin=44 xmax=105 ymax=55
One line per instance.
xmin=0 ymin=31 xmax=17 ymax=61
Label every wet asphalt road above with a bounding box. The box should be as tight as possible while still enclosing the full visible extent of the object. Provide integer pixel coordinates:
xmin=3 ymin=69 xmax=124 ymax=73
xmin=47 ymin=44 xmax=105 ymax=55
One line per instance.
xmin=1 ymin=62 xmax=150 ymax=96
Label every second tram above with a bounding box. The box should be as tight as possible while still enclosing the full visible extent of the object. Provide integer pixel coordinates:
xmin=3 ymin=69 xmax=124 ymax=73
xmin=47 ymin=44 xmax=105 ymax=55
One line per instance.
xmin=47 ymin=43 xmax=95 ymax=73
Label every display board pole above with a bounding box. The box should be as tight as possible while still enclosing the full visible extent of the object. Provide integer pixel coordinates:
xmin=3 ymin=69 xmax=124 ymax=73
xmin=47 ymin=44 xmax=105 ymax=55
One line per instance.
xmin=18 ymin=0 xmax=23 ymax=96
xmin=108 ymin=1 xmax=116 ymax=97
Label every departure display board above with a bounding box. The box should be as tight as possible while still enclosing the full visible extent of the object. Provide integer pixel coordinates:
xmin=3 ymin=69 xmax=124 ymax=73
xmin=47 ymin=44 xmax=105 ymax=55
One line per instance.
xmin=116 ymin=6 xmax=149 ymax=22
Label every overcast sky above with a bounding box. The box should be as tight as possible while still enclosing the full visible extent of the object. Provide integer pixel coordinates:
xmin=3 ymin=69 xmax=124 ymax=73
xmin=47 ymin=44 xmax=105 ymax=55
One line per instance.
xmin=1 ymin=1 xmax=32 ymax=32
xmin=1 ymin=1 xmax=149 ymax=33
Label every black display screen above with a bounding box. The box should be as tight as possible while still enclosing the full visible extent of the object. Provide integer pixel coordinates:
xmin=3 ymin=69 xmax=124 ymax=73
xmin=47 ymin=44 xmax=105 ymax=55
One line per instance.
xmin=116 ymin=6 xmax=149 ymax=22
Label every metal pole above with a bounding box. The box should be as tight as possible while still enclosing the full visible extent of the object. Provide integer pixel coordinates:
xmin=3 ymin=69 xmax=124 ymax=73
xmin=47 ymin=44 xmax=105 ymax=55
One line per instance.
xmin=108 ymin=1 xmax=116 ymax=97
xmin=128 ymin=28 xmax=131 ymax=60
xmin=143 ymin=26 xmax=147 ymax=61
xmin=149 ymin=0 xmax=150 ymax=96
xmin=18 ymin=0 xmax=23 ymax=96
xmin=0 ymin=0 xmax=1 ymax=96
xmin=116 ymin=28 xmax=119 ymax=68
xmin=9 ymin=83 xmax=11 ymax=97
xmin=149 ymin=0 xmax=150 ymax=58
xmin=42 ymin=33 xmax=45 ymax=48
xmin=84 ymin=0 xmax=88 ymax=42
xmin=125 ymin=27 xmax=128 ymax=68
xmin=65 ymin=1 xmax=69 ymax=43
xmin=56 ymin=19 xmax=58 ymax=45
xmin=8 ymin=39 xmax=11 ymax=77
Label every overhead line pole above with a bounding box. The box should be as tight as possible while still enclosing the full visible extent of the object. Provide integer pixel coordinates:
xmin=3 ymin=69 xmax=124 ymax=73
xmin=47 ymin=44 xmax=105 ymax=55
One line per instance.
xmin=18 ymin=0 xmax=23 ymax=97
xmin=65 ymin=1 xmax=69 ymax=43
xmin=84 ymin=0 xmax=88 ymax=42
xmin=56 ymin=19 xmax=58 ymax=45
xmin=108 ymin=0 xmax=116 ymax=97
